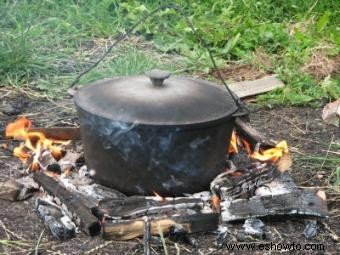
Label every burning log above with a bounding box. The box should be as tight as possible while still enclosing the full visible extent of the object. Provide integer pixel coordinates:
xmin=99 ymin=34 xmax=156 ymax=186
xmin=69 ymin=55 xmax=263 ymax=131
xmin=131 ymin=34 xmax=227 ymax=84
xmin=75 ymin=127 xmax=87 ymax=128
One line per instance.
xmin=33 ymin=172 xmax=101 ymax=236
xmin=103 ymin=212 xmax=219 ymax=241
xmin=28 ymin=127 xmax=81 ymax=141
xmin=100 ymin=194 xmax=218 ymax=240
xmin=5 ymin=117 xmax=71 ymax=171
xmin=234 ymin=118 xmax=275 ymax=149
xmin=211 ymin=163 xmax=279 ymax=200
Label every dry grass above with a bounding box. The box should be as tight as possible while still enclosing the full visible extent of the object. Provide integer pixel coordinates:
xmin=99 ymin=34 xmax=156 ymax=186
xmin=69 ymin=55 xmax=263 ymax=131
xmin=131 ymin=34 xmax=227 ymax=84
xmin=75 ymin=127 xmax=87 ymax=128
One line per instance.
xmin=251 ymin=47 xmax=275 ymax=70
xmin=302 ymin=48 xmax=340 ymax=81
xmin=210 ymin=64 xmax=268 ymax=83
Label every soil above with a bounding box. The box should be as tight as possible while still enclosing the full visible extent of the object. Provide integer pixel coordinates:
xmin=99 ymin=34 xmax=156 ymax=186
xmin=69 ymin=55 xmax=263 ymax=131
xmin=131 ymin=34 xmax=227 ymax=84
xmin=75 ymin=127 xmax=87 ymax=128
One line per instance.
xmin=0 ymin=87 xmax=339 ymax=254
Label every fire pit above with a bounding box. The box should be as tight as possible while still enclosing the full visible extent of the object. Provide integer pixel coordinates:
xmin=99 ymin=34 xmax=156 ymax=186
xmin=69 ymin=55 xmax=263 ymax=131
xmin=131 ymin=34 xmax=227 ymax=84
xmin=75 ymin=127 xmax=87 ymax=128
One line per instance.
xmin=2 ymin=114 xmax=328 ymax=245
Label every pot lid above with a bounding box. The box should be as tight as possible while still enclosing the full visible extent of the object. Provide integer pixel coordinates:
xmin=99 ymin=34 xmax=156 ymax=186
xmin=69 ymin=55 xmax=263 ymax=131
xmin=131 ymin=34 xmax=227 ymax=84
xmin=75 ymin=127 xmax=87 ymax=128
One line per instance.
xmin=74 ymin=69 xmax=239 ymax=126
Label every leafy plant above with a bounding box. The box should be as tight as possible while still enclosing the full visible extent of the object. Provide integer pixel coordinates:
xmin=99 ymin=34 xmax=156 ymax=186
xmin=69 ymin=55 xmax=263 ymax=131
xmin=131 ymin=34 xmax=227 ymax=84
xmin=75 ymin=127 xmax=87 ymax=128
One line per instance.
xmin=0 ymin=0 xmax=339 ymax=103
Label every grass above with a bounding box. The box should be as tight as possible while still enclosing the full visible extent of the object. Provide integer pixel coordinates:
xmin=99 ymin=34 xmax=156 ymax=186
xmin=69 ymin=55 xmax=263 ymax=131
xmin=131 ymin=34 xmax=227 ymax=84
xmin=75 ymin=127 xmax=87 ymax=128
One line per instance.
xmin=0 ymin=0 xmax=339 ymax=102
xmin=293 ymin=140 xmax=340 ymax=186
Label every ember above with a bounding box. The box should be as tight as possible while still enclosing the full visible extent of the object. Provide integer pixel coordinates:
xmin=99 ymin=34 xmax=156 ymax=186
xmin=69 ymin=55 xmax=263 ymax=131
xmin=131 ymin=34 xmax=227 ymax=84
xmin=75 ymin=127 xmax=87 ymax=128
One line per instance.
xmin=5 ymin=117 xmax=70 ymax=171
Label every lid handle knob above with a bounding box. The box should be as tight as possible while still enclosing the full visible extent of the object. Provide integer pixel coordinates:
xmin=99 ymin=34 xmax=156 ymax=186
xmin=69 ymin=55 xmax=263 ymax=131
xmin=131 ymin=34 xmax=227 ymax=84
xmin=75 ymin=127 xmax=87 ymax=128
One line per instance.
xmin=145 ymin=69 xmax=171 ymax=87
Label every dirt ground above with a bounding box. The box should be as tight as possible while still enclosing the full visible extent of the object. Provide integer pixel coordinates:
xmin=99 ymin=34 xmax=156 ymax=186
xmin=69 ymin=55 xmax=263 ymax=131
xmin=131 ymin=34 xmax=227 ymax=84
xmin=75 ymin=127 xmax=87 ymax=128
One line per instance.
xmin=0 ymin=87 xmax=339 ymax=254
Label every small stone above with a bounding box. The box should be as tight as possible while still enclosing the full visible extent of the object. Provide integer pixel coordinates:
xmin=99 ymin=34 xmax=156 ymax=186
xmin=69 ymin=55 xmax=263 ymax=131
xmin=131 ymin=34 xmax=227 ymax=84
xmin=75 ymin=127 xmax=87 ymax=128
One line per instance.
xmin=215 ymin=225 xmax=230 ymax=248
xmin=243 ymin=219 xmax=265 ymax=239
xmin=317 ymin=174 xmax=324 ymax=179
xmin=304 ymin=220 xmax=318 ymax=239
xmin=168 ymin=224 xmax=198 ymax=247
xmin=322 ymin=99 xmax=340 ymax=127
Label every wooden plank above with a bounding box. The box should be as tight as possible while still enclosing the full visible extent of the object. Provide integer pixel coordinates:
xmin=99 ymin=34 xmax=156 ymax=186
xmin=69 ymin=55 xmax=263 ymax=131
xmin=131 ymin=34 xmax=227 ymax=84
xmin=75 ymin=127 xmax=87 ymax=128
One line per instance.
xmin=229 ymin=75 xmax=284 ymax=98
xmin=103 ymin=213 xmax=219 ymax=241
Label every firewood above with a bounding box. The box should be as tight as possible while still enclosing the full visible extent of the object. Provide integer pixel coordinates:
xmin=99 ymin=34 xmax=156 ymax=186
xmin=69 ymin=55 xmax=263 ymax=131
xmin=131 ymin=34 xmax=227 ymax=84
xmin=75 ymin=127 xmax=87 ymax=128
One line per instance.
xmin=211 ymin=163 xmax=279 ymax=200
xmin=221 ymin=189 xmax=328 ymax=222
xmin=0 ymin=180 xmax=23 ymax=201
xmin=28 ymin=127 xmax=81 ymax=140
xmin=36 ymin=197 xmax=76 ymax=239
xmin=0 ymin=179 xmax=37 ymax=201
xmin=33 ymin=172 xmax=101 ymax=236
xmin=103 ymin=213 xmax=219 ymax=241
xmin=99 ymin=196 xmax=205 ymax=219
xmin=234 ymin=118 xmax=275 ymax=149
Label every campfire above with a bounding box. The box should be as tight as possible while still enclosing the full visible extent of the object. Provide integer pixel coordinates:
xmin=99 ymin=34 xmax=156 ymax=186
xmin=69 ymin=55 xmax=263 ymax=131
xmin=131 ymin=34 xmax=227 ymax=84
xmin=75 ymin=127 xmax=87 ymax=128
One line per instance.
xmin=1 ymin=116 xmax=328 ymax=245
xmin=5 ymin=117 xmax=70 ymax=172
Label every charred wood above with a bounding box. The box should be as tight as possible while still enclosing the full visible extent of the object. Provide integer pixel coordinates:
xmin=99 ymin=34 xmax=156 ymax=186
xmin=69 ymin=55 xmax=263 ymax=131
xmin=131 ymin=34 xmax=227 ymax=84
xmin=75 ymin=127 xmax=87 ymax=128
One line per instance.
xmin=221 ymin=188 xmax=328 ymax=222
xmin=36 ymin=197 xmax=76 ymax=239
xmin=0 ymin=180 xmax=24 ymax=201
xmin=168 ymin=224 xmax=198 ymax=247
xmin=0 ymin=179 xmax=38 ymax=201
xmin=99 ymin=196 xmax=206 ymax=219
xmin=234 ymin=118 xmax=275 ymax=149
xmin=211 ymin=163 xmax=279 ymax=200
xmin=103 ymin=212 xmax=219 ymax=241
xmin=33 ymin=172 xmax=101 ymax=236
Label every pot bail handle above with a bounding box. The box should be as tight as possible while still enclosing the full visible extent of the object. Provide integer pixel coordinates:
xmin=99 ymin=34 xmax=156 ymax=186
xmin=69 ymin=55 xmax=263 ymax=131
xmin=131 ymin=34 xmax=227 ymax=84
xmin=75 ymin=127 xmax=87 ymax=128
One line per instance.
xmin=145 ymin=69 xmax=171 ymax=87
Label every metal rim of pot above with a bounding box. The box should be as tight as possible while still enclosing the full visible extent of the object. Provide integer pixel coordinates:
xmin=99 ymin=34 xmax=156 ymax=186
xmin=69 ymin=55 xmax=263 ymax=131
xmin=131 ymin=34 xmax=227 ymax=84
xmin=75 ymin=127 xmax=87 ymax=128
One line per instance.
xmin=74 ymin=70 xmax=247 ymax=130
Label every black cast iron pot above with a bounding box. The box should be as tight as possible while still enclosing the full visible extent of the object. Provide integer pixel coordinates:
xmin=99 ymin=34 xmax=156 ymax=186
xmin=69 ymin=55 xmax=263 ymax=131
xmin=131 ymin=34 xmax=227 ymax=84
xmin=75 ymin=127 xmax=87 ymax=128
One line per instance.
xmin=74 ymin=70 xmax=247 ymax=196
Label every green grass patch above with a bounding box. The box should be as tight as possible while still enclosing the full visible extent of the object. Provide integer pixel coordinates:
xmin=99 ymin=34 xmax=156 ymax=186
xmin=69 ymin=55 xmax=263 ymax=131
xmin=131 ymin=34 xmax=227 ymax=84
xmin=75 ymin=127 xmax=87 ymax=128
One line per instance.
xmin=293 ymin=140 xmax=340 ymax=186
xmin=0 ymin=0 xmax=339 ymax=103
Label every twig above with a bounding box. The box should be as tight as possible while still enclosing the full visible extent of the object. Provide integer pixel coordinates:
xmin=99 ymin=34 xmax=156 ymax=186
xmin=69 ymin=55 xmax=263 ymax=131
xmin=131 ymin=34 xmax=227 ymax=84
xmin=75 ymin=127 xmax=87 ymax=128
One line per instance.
xmin=321 ymin=150 xmax=340 ymax=156
xmin=0 ymin=91 xmax=12 ymax=99
xmin=46 ymin=98 xmax=75 ymax=112
xmin=320 ymin=135 xmax=334 ymax=170
xmin=157 ymin=223 xmax=168 ymax=255
xmin=322 ymin=222 xmax=339 ymax=242
xmin=34 ymin=229 xmax=45 ymax=255
xmin=174 ymin=243 xmax=181 ymax=255
xmin=272 ymin=227 xmax=283 ymax=241
xmin=0 ymin=220 xmax=26 ymax=240
xmin=84 ymin=241 xmax=114 ymax=255
xmin=265 ymin=111 xmax=306 ymax=134
xmin=143 ymin=216 xmax=151 ymax=255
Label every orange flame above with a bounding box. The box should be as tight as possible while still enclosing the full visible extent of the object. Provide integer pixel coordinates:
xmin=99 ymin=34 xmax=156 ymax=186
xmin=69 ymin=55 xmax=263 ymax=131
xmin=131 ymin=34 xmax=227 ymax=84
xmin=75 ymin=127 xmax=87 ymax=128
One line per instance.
xmin=5 ymin=117 xmax=69 ymax=171
xmin=152 ymin=190 xmax=165 ymax=201
xmin=228 ymin=131 xmax=239 ymax=154
xmin=251 ymin=141 xmax=289 ymax=162
xmin=211 ymin=194 xmax=221 ymax=212
xmin=228 ymin=130 xmax=289 ymax=163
